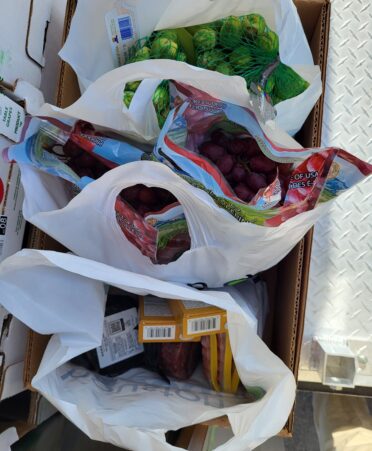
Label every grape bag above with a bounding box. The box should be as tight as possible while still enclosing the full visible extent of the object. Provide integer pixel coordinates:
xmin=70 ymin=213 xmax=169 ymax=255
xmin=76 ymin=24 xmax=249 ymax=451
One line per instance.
xmin=9 ymin=107 xmax=371 ymax=286
xmin=2 ymin=116 xmax=192 ymax=265
xmin=2 ymin=117 xmax=145 ymax=190
xmin=116 ymin=188 xmax=191 ymax=264
xmin=154 ymin=83 xmax=372 ymax=227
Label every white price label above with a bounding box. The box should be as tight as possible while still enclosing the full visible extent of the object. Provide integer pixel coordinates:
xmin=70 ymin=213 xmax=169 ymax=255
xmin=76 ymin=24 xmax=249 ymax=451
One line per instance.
xmin=105 ymin=2 xmax=139 ymax=67
xmin=187 ymin=315 xmax=221 ymax=334
xmin=0 ymin=94 xmax=25 ymax=142
xmin=143 ymin=325 xmax=176 ymax=340
xmin=96 ymin=308 xmax=143 ymax=369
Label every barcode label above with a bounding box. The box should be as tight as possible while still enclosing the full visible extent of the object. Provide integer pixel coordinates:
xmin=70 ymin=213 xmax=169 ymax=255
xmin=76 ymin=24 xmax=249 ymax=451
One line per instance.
xmin=118 ymin=15 xmax=133 ymax=41
xmin=0 ymin=216 xmax=7 ymax=236
xmin=109 ymin=319 xmax=125 ymax=335
xmin=0 ymin=216 xmax=7 ymax=257
xmin=144 ymin=325 xmax=176 ymax=340
xmin=187 ymin=315 xmax=221 ymax=334
xmin=105 ymin=7 xmax=139 ymax=67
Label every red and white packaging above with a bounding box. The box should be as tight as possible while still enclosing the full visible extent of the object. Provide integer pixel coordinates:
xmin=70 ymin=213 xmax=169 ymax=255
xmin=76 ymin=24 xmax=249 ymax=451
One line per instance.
xmin=0 ymin=93 xmax=26 ymax=263
xmin=0 ymin=143 xmax=25 ymax=263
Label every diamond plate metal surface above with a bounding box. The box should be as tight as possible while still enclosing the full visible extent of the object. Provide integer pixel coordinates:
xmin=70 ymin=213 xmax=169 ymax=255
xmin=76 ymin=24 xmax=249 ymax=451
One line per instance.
xmin=300 ymin=0 xmax=372 ymax=386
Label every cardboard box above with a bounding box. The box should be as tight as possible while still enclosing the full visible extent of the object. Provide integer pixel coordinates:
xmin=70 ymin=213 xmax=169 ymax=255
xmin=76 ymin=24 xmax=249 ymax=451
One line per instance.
xmin=169 ymin=299 xmax=227 ymax=339
xmin=23 ymin=0 xmax=330 ymax=438
xmin=0 ymin=157 xmax=26 ymax=265
xmin=0 ymin=0 xmax=52 ymax=88
xmin=0 ymin=2 xmax=68 ymax=440
xmin=0 ymin=391 xmax=57 ymax=440
xmin=0 ymin=93 xmax=27 ymax=265
xmin=0 ymin=308 xmax=28 ymax=401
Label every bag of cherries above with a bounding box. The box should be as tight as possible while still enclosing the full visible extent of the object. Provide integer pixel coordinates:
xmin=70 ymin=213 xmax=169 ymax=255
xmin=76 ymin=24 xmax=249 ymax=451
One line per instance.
xmin=154 ymin=83 xmax=372 ymax=227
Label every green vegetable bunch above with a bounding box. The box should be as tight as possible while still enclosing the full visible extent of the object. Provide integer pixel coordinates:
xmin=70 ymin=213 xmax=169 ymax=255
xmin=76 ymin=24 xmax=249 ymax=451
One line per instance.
xmin=189 ymin=14 xmax=309 ymax=104
xmin=123 ymin=29 xmax=185 ymax=127
xmin=122 ymin=14 xmax=310 ymax=128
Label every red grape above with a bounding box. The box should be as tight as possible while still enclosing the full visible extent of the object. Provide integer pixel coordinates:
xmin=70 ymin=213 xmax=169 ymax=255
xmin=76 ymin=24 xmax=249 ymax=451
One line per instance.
xmin=278 ymin=163 xmax=293 ymax=175
xmin=78 ymin=121 xmax=95 ymax=135
xmin=216 ymin=154 xmax=234 ymax=174
xmin=154 ymin=188 xmax=177 ymax=206
xmin=225 ymin=171 xmax=235 ymax=184
xmin=227 ymin=138 xmax=250 ymax=156
xmin=199 ymin=142 xmax=225 ymax=162
xmin=137 ymin=204 xmax=153 ymax=216
xmin=167 ymin=232 xmax=191 ymax=248
xmin=138 ymin=186 xmax=158 ymax=206
xmin=68 ymin=161 xmax=79 ymax=173
xmin=279 ymin=174 xmax=290 ymax=197
xmin=234 ymin=183 xmax=255 ymax=202
xmin=63 ymin=140 xmax=82 ymax=158
xmin=210 ymin=130 xmax=229 ymax=147
xmin=231 ymin=165 xmax=246 ymax=182
xmin=156 ymin=247 xmax=180 ymax=264
xmin=249 ymin=155 xmax=276 ymax=173
xmin=266 ymin=170 xmax=277 ymax=185
xmin=280 ymin=187 xmax=286 ymax=203
xmin=246 ymin=172 xmax=267 ymax=192
xmin=121 ymin=185 xmax=141 ymax=205
xmin=92 ymin=165 xmax=108 ymax=179
xmin=239 ymin=142 xmax=261 ymax=160
xmin=74 ymin=152 xmax=96 ymax=169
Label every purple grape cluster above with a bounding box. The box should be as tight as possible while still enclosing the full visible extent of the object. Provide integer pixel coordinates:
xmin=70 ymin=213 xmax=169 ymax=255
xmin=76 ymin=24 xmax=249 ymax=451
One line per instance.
xmin=64 ymin=139 xmax=108 ymax=180
xmin=120 ymin=185 xmax=191 ymax=264
xmin=121 ymin=185 xmax=178 ymax=216
xmin=198 ymin=129 xmax=292 ymax=203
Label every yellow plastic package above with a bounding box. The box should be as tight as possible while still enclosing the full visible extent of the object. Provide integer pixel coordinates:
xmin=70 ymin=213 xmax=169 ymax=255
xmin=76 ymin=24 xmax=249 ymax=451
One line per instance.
xmin=201 ymin=333 xmax=240 ymax=394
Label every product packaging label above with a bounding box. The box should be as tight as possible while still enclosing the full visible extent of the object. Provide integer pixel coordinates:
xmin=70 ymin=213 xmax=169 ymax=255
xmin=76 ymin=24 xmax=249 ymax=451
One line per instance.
xmin=169 ymin=299 xmax=226 ymax=338
xmin=0 ymin=134 xmax=25 ymax=263
xmin=187 ymin=315 xmax=221 ymax=335
xmin=0 ymin=94 xmax=25 ymax=142
xmin=143 ymin=325 xmax=176 ymax=340
xmin=139 ymin=295 xmax=178 ymax=342
xmin=96 ymin=308 xmax=143 ymax=369
xmin=105 ymin=1 xmax=139 ymax=67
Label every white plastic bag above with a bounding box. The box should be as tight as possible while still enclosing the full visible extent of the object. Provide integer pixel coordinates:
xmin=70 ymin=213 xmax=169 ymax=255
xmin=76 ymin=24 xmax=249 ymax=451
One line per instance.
xmin=40 ymin=60 xmax=321 ymax=143
xmin=57 ymin=0 xmax=322 ymax=136
xmin=0 ymin=249 xmax=296 ymax=451
xmin=19 ymin=159 xmax=329 ymax=287
xmin=0 ymin=428 xmax=18 ymax=451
